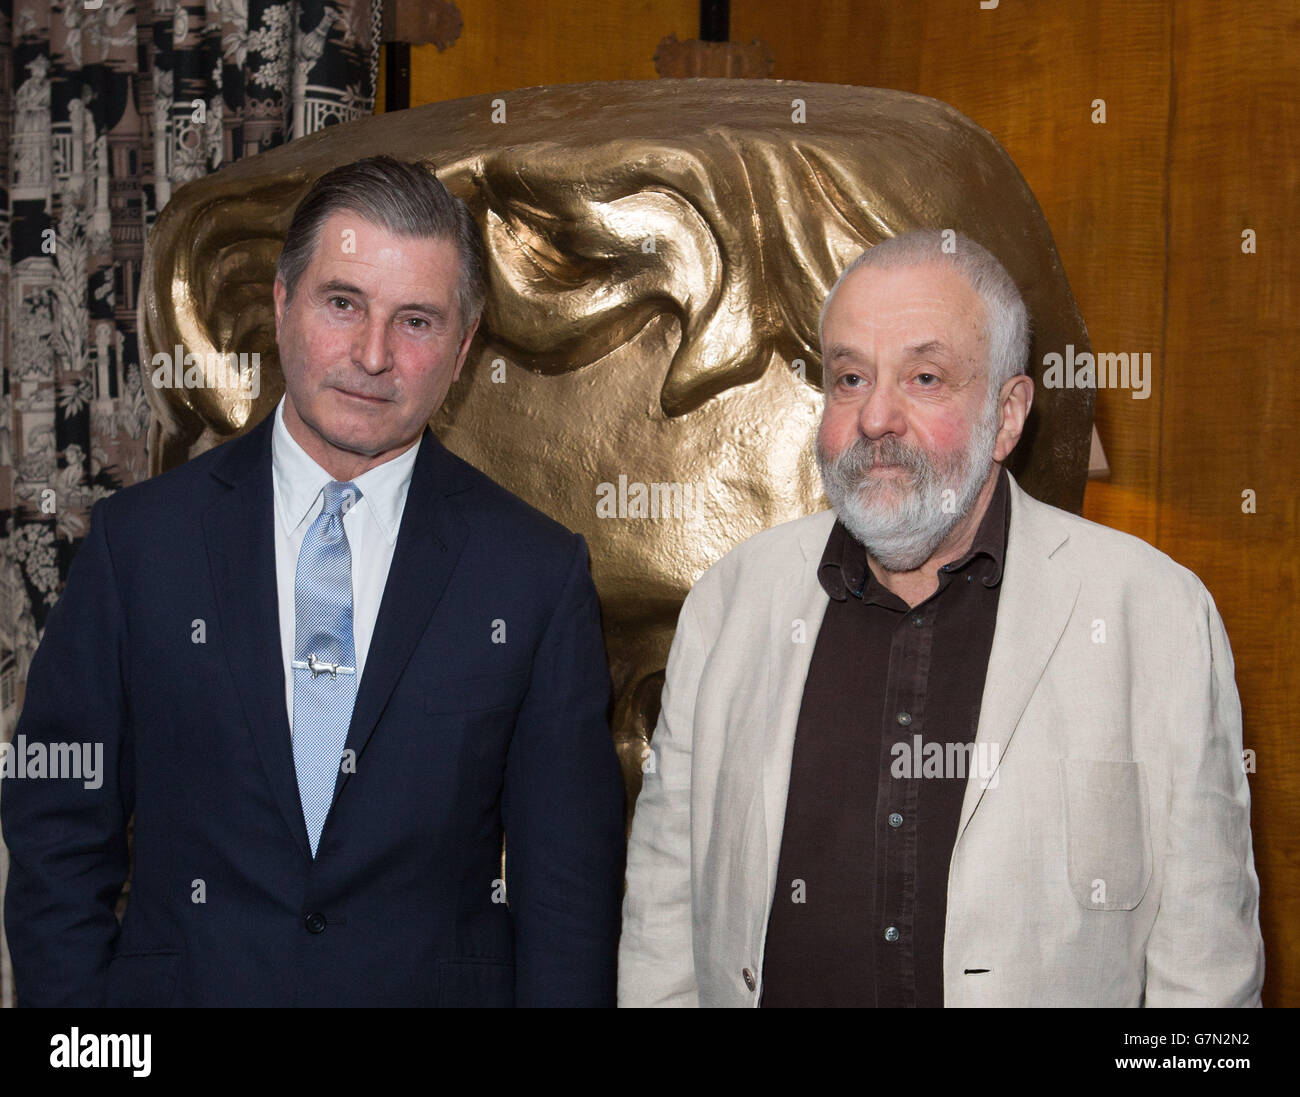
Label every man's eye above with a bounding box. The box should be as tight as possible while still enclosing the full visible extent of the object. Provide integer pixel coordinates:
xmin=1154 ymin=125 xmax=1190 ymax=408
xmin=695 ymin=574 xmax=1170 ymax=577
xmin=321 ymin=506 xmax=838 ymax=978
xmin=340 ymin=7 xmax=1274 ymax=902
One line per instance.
xmin=403 ymin=316 xmax=429 ymax=329
xmin=838 ymin=373 xmax=863 ymax=387
xmin=916 ymin=373 xmax=938 ymax=385
xmin=329 ymin=297 xmax=354 ymax=310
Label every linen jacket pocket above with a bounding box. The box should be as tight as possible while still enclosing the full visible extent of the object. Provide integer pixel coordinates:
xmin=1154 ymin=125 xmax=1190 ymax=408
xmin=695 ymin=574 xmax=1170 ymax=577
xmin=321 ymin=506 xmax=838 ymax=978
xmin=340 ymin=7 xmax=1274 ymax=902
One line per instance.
xmin=1060 ymin=758 xmax=1152 ymax=911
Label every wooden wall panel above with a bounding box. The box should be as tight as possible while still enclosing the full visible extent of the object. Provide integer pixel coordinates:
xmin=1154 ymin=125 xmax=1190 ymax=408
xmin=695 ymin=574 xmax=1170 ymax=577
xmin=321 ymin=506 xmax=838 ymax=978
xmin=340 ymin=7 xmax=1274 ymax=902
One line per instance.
xmin=382 ymin=0 xmax=698 ymax=111
xmin=1160 ymin=1 xmax=1299 ymax=1008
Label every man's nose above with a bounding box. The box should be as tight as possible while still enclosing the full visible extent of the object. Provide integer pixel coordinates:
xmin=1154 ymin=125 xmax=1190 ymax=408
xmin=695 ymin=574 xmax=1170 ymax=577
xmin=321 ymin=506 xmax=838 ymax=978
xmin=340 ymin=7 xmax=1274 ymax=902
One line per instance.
xmin=354 ymin=317 xmax=390 ymax=374
xmin=857 ymin=380 xmax=906 ymax=439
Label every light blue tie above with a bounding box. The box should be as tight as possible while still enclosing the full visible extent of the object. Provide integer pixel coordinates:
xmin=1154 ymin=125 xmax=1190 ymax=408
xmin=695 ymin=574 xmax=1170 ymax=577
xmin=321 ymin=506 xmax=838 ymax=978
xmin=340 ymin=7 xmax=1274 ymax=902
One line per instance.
xmin=292 ymin=480 xmax=362 ymax=857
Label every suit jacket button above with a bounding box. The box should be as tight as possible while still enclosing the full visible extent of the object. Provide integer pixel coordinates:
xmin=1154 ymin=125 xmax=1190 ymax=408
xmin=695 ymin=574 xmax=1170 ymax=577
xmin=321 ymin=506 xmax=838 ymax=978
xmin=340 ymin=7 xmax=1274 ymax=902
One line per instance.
xmin=305 ymin=912 xmax=327 ymax=934
xmin=742 ymin=968 xmax=756 ymax=991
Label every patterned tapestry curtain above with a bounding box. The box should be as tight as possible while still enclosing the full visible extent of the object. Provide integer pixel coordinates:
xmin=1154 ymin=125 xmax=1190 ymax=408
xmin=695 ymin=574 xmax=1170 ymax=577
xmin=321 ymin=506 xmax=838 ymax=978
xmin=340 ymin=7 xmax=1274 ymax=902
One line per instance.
xmin=0 ymin=0 xmax=382 ymax=1008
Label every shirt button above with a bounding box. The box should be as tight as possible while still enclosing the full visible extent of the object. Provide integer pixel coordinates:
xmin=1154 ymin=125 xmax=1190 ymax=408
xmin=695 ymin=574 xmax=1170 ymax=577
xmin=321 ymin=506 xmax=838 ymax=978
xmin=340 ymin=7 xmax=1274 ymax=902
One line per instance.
xmin=888 ymin=812 xmax=904 ymax=828
xmin=743 ymin=968 xmax=756 ymax=991
xmin=911 ymin=614 xmax=924 ymax=627
xmin=304 ymin=912 xmax=327 ymax=934
xmin=884 ymin=926 xmax=900 ymax=942
xmin=896 ymin=712 xmax=912 ymax=726
xmin=966 ymin=573 xmax=974 ymax=583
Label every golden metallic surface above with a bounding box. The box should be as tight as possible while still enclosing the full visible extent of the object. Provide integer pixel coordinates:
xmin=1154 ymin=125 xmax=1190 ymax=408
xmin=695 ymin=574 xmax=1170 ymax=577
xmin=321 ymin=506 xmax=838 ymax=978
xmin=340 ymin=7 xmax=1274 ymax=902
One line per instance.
xmin=139 ymin=80 xmax=1094 ymax=816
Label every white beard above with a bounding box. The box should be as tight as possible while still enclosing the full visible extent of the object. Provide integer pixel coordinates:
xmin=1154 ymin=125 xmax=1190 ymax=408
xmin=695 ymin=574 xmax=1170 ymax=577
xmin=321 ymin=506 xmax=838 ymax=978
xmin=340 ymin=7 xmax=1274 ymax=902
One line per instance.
xmin=816 ymin=400 xmax=1000 ymax=572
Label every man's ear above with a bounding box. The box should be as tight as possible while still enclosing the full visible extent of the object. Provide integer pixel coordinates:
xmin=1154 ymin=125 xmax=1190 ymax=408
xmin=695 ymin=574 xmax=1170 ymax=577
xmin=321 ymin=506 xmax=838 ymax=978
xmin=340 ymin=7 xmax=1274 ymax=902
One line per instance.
xmin=273 ymin=277 xmax=287 ymax=334
xmin=451 ymin=319 xmax=480 ymax=383
xmin=994 ymin=373 xmax=1034 ymax=463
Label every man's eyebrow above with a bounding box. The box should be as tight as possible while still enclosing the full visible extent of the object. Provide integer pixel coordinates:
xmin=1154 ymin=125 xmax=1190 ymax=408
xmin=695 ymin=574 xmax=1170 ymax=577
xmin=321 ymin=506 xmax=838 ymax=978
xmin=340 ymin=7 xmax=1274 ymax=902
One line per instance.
xmin=318 ymin=279 xmax=366 ymax=299
xmin=316 ymin=279 xmax=448 ymax=318
xmin=822 ymin=340 xmax=957 ymax=366
xmin=904 ymin=339 xmax=954 ymax=359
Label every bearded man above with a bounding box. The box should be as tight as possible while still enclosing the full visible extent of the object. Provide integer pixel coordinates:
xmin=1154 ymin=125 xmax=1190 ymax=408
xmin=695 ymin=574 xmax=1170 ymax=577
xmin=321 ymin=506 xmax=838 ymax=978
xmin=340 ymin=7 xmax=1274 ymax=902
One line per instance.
xmin=616 ymin=229 xmax=1263 ymax=1007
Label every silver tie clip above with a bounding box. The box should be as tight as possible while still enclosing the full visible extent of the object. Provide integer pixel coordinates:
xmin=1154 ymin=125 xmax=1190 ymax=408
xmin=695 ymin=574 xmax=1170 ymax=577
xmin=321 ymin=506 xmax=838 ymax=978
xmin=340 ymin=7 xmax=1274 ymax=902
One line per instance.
xmin=292 ymin=653 xmax=357 ymax=679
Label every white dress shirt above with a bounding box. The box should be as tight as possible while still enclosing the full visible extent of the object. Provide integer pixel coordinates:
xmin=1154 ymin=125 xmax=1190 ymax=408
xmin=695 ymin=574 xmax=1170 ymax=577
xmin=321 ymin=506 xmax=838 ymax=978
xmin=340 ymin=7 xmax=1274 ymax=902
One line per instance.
xmin=272 ymin=395 xmax=420 ymax=727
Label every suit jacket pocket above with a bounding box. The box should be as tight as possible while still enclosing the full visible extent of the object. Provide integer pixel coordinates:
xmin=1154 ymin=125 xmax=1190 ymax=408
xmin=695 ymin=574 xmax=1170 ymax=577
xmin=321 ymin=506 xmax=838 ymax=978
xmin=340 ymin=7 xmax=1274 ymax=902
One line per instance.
xmin=424 ymin=672 xmax=530 ymax=715
xmin=436 ymin=958 xmax=515 ymax=1007
xmin=1060 ymin=759 xmax=1152 ymax=910
xmin=104 ymin=949 xmax=181 ymax=1008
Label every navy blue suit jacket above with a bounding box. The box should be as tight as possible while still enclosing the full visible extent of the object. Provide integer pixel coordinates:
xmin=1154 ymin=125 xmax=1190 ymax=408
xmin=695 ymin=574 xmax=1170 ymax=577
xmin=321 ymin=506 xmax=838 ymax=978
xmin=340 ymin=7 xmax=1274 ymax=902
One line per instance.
xmin=1 ymin=412 xmax=625 ymax=1006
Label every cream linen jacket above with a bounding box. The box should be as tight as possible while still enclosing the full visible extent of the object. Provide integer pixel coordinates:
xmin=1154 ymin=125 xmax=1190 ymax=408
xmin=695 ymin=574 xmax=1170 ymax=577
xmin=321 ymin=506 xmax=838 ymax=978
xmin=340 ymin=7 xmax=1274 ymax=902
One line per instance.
xmin=618 ymin=473 xmax=1264 ymax=1007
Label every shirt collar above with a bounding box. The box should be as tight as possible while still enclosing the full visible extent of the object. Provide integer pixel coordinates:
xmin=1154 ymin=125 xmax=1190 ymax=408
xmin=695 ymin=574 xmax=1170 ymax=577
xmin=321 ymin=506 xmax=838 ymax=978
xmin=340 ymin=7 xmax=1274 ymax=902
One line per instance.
xmin=818 ymin=465 xmax=1011 ymax=601
xmin=939 ymin=465 xmax=1010 ymax=587
xmin=271 ymin=395 xmax=421 ymax=546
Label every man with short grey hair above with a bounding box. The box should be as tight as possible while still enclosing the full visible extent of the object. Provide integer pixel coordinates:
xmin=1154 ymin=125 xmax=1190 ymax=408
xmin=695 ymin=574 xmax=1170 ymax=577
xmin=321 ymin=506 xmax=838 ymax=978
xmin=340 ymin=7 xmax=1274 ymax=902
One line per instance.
xmin=618 ymin=229 xmax=1262 ymax=1007
xmin=4 ymin=156 xmax=626 ymax=1007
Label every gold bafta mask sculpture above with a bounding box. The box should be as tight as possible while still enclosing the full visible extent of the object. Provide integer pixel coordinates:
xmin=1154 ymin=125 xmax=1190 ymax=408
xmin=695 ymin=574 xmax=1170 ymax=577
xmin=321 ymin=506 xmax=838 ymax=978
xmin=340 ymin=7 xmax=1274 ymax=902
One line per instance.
xmin=139 ymin=80 xmax=1094 ymax=817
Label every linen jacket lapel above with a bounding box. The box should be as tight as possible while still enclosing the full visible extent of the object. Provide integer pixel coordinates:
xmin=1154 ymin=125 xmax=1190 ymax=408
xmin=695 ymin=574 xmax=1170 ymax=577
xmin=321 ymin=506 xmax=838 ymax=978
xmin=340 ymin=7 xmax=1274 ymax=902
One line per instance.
xmin=955 ymin=473 xmax=1079 ymax=841
xmin=746 ymin=475 xmax=1080 ymax=976
xmin=755 ymin=514 xmax=835 ymax=950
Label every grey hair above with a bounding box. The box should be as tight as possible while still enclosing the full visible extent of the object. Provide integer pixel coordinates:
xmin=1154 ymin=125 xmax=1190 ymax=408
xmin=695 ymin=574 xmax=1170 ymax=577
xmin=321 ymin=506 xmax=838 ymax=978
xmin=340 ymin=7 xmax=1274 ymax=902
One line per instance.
xmin=275 ymin=155 xmax=487 ymax=335
xmin=818 ymin=229 xmax=1030 ymax=393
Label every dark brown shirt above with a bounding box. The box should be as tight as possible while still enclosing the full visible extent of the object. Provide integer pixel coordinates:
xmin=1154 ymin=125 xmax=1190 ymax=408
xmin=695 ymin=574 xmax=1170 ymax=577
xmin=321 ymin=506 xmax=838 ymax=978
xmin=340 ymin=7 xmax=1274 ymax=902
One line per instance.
xmin=760 ymin=468 xmax=1010 ymax=1008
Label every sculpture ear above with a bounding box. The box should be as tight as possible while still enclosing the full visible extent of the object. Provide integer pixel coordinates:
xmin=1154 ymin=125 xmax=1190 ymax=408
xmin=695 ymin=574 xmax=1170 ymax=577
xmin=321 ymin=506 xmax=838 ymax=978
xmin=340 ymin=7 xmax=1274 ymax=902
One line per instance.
xmin=139 ymin=172 xmax=310 ymax=474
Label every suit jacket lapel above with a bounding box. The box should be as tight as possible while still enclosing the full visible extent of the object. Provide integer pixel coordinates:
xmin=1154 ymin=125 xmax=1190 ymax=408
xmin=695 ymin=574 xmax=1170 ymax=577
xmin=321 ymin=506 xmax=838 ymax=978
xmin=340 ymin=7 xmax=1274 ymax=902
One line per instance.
xmin=955 ymin=474 xmax=1079 ymax=841
xmin=334 ymin=428 xmax=470 ymax=801
xmin=202 ymin=419 xmax=472 ymax=855
xmin=202 ymin=413 xmax=313 ymax=859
